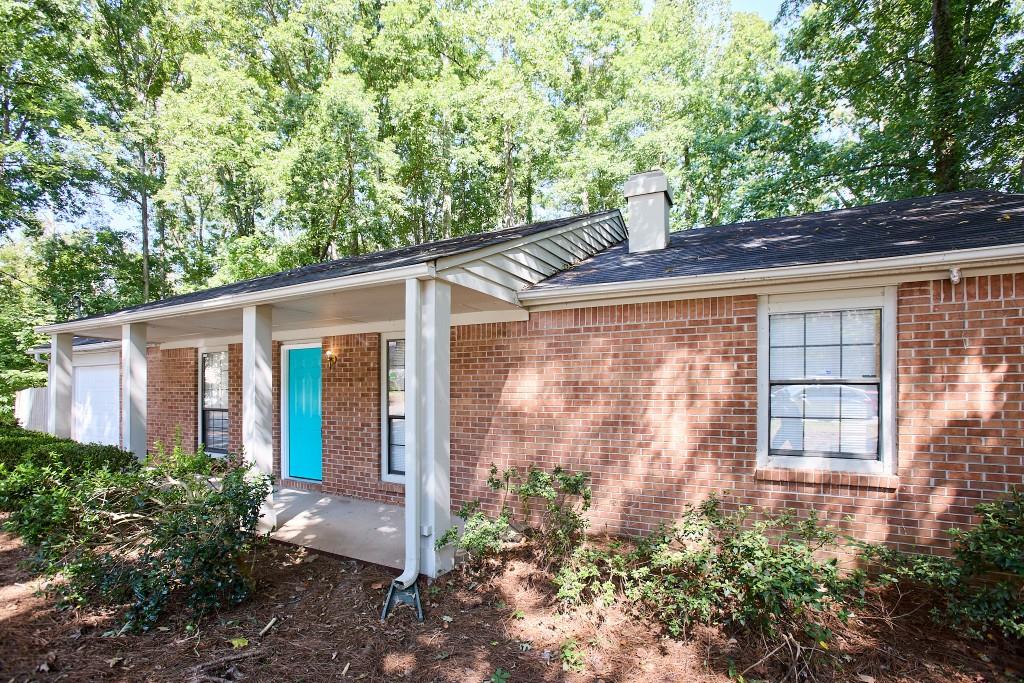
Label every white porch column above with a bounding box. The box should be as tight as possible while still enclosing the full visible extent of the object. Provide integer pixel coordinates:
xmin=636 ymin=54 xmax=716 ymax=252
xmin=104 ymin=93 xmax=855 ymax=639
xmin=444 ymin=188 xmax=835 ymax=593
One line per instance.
xmin=46 ymin=333 xmax=73 ymax=438
xmin=405 ymin=278 xmax=454 ymax=579
xmin=242 ymin=304 xmax=276 ymax=527
xmin=121 ymin=323 xmax=148 ymax=458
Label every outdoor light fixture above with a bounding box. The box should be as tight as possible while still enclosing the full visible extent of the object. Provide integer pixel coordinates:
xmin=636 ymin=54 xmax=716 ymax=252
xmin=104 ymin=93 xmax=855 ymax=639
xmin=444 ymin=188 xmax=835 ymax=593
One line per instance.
xmin=949 ymin=267 xmax=962 ymax=285
xmin=325 ymin=350 xmax=338 ymax=369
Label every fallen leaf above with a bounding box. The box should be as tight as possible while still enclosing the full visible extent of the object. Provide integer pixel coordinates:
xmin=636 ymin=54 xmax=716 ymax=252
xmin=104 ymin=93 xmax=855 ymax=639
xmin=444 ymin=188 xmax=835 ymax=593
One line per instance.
xmin=371 ymin=581 xmax=384 ymax=590
xmin=107 ymin=657 xmax=124 ymax=668
xmin=857 ymin=675 xmax=876 ymax=683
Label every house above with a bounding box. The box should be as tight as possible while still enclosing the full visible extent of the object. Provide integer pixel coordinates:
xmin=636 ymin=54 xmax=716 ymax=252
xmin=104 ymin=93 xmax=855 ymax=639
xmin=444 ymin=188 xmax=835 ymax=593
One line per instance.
xmin=30 ymin=171 xmax=1024 ymax=591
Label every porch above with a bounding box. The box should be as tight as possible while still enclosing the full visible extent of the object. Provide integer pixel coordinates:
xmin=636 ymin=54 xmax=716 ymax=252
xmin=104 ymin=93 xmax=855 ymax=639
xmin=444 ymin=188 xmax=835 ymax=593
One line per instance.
xmin=266 ymin=487 xmax=404 ymax=569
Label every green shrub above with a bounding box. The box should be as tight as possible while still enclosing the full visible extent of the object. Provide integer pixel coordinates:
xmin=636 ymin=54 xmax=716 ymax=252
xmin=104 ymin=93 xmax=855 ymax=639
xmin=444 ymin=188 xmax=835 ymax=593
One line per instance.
xmin=858 ymin=488 xmax=1024 ymax=639
xmin=0 ymin=433 xmax=271 ymax=631
xmin=556 ymin=495 xmax=859 ymax=642
xmin=436 ymin=500 xmax=514 ymax=562
xmin=437 ymin=463 xmax=592 ymax=568
xmin=0 ymin=424 xmax=136 ymax=474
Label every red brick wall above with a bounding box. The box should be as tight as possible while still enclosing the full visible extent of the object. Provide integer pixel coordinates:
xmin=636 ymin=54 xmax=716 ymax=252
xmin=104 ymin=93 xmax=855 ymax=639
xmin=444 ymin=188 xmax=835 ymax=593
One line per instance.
xmin=146 ymin=346 xmax=197 ymax=453
xmin=320 ymin=334 xmax=403 ymax=504
xmin=450 ymin=275 xmax=1024 ymax=553
xmin=891 ymin=274 xmax=1024 ymax=550
xmin=450 ymin=296 xmax=759 ymax=536
xmin=144 ymin=272 xmax=1024 ymax=554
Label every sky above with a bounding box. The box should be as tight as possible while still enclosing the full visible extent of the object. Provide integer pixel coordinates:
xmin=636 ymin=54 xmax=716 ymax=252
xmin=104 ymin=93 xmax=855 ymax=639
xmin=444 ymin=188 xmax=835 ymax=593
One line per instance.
xmin=730 ymin=0 xmax=784 ymax=21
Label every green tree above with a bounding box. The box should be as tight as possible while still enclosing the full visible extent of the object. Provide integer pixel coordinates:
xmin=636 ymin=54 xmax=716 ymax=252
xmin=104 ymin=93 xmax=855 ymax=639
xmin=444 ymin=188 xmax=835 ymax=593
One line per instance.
xmin=0 ymin=242 xmax=47 ymax=415
xmin=0 ymin=0 xmax=95 ymax=233
xmin=32 ymin=228 xmax=146 ymax=319
xmin=782 ymin=0 xmax=1024 ymax=201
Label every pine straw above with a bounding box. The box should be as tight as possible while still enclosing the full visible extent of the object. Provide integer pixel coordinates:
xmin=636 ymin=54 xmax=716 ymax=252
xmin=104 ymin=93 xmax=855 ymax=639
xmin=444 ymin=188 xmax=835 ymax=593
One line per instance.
xmin=0 ymin=527 xmax=1021 ymax=682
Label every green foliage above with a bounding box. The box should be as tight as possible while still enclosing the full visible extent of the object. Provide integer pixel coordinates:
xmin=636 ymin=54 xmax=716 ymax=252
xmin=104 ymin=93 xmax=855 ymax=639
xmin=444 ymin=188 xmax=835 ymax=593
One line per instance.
xmin=435 ymin=500 xmax=513 ymax=563
xmin=556 ymin=495 xmax=858 ymax=643
xmin=0 ymin=429 xmax=271 ymax=631
xmin=0 ymin=0 xmax=96 ymax=233
xmin=32 ymin=228 xmax=147 ymax=319
xmin=782 ymin=0 xmax=1024 ymax=198
xmin=437 ymin=463 xmax=593 ymax=568
xmin=0 ymin=424 xmax=136 ymax=476
xmin=559 ymin=637 xmax=585 ymax=673
xmin=858 ymin=488 xmax=1024 ymax=639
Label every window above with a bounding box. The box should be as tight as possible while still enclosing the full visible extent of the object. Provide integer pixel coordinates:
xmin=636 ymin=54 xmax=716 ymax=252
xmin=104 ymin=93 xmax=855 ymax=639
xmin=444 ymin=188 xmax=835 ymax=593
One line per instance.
xmin=382 ymin=336 xmax=406 ymax=481
xmin=200 ymin=351 xmax=229 ymax=454
xmin=758 ymin=289 xmax=896 ymax=474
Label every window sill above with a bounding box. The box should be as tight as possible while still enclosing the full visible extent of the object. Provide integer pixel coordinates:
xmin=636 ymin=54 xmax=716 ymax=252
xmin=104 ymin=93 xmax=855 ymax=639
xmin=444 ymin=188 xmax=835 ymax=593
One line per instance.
xmin=754 ymin=467 xmax=899 ymax=491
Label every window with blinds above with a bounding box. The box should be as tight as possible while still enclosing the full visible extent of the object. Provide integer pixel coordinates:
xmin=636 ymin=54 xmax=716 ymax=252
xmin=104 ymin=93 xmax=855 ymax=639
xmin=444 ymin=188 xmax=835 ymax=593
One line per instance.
xmin=768 ymin=309 xmax=881 ymax=460
xmin=201 ymin=351 xmax=229 ymax=454
xmin=384 ymin=339 xmax=406 ymax=477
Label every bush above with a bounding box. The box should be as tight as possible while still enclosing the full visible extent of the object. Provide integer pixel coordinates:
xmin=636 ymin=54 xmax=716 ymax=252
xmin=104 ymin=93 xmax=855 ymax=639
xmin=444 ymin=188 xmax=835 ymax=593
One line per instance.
xmin=858 ymin=488 xmax=1024 ymax=639
xmin=556 ymin=495 xmax=860 ymax=643
xmin=437 ymin=463 xmax=592 ymax=569
xmin=0 ymin=424 xmax=136 ymax=474
xmin=0 ymin=430 xmax=271 ymax=631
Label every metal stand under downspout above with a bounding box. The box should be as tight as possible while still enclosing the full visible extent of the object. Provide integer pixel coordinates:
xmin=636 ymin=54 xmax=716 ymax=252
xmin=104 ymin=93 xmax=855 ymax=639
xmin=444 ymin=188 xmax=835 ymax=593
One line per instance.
xmin=381 ymin=581 xmax=424 ymax=622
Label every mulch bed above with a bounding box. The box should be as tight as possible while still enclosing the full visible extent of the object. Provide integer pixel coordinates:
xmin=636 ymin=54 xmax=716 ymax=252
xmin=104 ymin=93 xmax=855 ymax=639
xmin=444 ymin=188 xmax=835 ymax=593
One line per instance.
xmin=0 ymin=528 xmax=1021 ymax=682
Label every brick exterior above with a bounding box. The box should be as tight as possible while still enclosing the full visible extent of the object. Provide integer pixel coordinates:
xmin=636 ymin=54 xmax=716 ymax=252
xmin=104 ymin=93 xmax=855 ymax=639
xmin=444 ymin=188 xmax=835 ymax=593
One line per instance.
xmin=319 ymin=334 xmax=403 ymax=504
xmin=146 ymin=346 xmax=198 ymax=453
xmin=142 ymin=272 xmax=1024 ymax=554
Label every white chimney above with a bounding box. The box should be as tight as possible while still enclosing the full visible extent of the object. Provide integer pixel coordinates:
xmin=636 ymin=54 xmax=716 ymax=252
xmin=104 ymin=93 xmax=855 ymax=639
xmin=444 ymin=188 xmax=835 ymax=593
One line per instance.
xmin=623 ymin=169 xmax=673 ymax=253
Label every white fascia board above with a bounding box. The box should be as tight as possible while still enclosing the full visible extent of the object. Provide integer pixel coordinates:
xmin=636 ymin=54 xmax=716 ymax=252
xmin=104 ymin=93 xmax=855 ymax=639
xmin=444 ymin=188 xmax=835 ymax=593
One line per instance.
xmin=518 ymin=243 xmax=1024 ymax=307
xmin=36 ymin=262 xmax=435 ymax=336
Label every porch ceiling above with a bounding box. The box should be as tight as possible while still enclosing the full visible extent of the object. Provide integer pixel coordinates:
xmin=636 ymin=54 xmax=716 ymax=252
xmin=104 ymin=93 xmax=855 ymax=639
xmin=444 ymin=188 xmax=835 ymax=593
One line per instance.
xmin=69 ymin=281 xmax=523 ymax=345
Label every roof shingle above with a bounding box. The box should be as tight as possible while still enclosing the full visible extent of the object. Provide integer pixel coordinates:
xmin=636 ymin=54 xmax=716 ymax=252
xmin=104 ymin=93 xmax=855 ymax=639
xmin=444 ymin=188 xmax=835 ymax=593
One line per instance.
xmin=531 ymin=191 xmax=1024 ymax=290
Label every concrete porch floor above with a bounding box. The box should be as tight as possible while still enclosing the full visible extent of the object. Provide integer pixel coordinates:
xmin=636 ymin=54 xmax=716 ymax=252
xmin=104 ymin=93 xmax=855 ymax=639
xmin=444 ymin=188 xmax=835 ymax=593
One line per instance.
xmin=262 ymin=487 xmax=405 ymax=569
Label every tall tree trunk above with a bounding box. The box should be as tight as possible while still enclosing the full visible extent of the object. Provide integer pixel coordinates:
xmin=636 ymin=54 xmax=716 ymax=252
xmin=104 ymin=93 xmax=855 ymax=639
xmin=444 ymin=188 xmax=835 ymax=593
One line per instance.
xmin=525 ymin=160 xmax=533 ymax=224
xmin=931 ymin=0 xmax=962 ymax=192
xmin=501 ymin=121 xmax=515 ymax=229
xmin=139 ymin=145 xmax=150 ymax=301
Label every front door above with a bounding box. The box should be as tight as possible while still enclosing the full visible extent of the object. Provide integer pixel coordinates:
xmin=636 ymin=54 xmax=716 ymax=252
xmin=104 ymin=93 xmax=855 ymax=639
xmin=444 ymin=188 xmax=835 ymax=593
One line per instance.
xmin=287 ymin=346 xmax=323 ymax=481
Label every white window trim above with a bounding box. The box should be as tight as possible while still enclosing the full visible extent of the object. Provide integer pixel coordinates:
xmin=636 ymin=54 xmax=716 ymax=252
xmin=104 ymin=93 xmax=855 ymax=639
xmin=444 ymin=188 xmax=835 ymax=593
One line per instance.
xmin=197 ymin=346 xmax=229 ymax=456
xmin=756 ymin=286 xmax=897 ymax=476
xmin=281 ymin=340 xmax=322 ymax=482
xmin=380 ymin=332 xmax=406 ymax=485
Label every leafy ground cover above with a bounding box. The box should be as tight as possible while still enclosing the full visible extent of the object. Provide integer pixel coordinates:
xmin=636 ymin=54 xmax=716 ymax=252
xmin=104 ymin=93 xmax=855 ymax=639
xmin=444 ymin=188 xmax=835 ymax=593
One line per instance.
xmin=1 ymin=529 xmax=1022 ymax=682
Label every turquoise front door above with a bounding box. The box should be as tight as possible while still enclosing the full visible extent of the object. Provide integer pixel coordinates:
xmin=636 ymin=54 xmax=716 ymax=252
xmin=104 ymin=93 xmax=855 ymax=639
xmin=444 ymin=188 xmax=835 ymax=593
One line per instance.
xmin=287 ymin=347 xmax=322 ymax=481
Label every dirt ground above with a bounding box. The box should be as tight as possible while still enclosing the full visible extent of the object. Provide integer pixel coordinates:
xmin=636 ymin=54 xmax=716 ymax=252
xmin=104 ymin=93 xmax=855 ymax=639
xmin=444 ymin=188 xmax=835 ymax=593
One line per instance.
xmin=1 ymin=529 xmax=1022 ymax=683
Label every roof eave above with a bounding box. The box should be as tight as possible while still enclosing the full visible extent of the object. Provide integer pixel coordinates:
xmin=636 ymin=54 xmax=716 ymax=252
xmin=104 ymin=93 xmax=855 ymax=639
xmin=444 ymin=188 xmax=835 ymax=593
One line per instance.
xmin=518 ymin=242 xmax=1024 ymax=307
xmin=37 ymin=262 xmax=435 ymax=336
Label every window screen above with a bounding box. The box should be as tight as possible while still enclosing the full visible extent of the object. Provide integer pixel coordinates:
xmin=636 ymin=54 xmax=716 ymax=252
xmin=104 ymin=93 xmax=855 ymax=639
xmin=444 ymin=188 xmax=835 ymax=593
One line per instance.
xmin=768 ymin=309 xmax=881 ymax=460
xmin=201 ymin=351 xmax=229 ymax=454
xmin=385 ymin=339 xmax=406 ymax=476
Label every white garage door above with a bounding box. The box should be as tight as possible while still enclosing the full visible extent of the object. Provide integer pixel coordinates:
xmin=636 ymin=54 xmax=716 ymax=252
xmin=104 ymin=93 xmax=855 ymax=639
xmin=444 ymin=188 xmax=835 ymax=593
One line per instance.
xmin=73 ymin=364 xmax=120 ymax=446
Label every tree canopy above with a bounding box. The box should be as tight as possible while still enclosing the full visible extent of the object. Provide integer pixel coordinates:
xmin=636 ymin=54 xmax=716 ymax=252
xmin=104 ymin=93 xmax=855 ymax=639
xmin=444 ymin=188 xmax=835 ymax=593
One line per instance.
xmin=0 ymin=0 xmax=1021 ymax=399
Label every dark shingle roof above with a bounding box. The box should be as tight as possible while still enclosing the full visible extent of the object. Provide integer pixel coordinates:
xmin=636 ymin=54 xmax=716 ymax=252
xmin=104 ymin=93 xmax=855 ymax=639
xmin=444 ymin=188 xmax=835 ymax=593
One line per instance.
xmin=68 ymin=210 xmax=618 ymax=323
xmin=531 ymin=191 xmax=1024 ymax=290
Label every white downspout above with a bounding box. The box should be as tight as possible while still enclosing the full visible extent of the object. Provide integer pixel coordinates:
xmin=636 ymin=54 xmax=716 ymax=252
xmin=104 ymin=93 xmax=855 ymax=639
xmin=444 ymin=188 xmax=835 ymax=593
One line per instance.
xmin=394 ymin=277 xmax=422 ymax=589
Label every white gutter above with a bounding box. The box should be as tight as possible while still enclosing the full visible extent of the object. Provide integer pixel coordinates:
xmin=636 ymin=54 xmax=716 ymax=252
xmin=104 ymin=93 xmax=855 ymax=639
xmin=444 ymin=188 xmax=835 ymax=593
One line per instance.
xmin=518 ymin=242 xmax=1024 ymax=306
xmin=36 ymin=262 xmax=435 ymax=335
